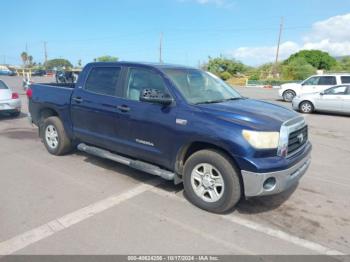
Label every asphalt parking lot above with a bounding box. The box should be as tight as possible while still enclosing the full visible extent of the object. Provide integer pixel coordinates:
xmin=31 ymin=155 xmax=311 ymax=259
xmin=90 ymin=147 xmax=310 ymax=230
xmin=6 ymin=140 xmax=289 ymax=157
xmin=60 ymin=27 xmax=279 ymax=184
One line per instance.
xmin=0 ymin=76 xmax=349 ymax=255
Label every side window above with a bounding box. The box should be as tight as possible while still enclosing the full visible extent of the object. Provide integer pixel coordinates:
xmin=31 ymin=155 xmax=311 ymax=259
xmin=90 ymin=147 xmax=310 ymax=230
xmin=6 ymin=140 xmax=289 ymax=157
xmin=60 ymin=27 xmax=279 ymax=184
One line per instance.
xmin=341 ymin=76 xmax=350 ymax=84
xmin=324 ymin=86 xmax=347 ymax=95
xmin=85 ymin=67 xmax=121 ymax=96
xmin=303 ymin=77 xmax=319 ymax=85
xmin=125 ymin=68 xmax=167 ymax=101
xmin=318 ymin=76 xmax=336 ymax=85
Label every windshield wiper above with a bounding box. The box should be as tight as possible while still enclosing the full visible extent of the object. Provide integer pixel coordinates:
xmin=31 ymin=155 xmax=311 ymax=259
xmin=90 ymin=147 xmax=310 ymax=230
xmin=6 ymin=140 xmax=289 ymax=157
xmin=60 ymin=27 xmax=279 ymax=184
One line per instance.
xmin=195 ymin=97 xmax=243 ymax=104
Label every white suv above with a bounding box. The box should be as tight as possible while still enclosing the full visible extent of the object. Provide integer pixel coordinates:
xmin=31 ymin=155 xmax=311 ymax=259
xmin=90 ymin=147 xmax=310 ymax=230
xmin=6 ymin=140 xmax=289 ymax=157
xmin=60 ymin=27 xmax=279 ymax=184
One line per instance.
xmin=279 ymin=74 xmax=350 ymax=102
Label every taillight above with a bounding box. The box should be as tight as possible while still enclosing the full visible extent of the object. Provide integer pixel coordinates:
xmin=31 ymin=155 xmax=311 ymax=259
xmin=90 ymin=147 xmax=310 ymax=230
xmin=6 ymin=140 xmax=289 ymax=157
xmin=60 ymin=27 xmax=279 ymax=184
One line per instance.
xmin=26 ymin=89 xmax=33 ymax=99
xmin=12 ymin=92 xmax=19 ymax=99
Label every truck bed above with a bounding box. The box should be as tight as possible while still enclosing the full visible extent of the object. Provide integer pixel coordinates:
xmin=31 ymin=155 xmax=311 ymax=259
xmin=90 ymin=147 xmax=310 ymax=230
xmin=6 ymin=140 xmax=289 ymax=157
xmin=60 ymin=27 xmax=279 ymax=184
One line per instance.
xmin=29 ymin=83 xmax=75 ymax=134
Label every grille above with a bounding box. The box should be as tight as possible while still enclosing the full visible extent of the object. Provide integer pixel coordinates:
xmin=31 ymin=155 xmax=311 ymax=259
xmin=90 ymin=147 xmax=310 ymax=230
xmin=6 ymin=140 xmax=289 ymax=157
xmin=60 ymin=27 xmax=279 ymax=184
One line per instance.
xmin=288 ymin=125 xmax=308 ymax=155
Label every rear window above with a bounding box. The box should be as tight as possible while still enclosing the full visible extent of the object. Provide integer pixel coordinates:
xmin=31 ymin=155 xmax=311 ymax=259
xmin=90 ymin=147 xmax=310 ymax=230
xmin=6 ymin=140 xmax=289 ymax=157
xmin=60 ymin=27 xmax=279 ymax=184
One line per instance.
xmin=341 ymin=76 xmax=350 ymax=84
xmin=0 ymin=80 xmax=8 ymax=89
xmin=318 ymin=76 xmax=336 ymax=85
xmin=85 ymin=67 xmax=121 ymax=96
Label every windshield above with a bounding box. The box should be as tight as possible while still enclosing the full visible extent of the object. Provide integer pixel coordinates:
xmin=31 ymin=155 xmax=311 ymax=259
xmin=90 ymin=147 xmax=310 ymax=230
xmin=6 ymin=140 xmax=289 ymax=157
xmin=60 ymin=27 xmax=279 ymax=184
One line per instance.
xmin=163 ymin=68 xmax=242 ymax=104
xmin=0 ymin=80 xmax=8 ymax=89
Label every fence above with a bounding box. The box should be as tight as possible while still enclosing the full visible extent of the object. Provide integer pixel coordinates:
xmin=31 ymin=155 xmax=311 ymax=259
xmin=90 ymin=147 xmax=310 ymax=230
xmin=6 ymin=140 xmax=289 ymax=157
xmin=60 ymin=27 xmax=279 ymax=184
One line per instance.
xmin=246 ymin=80 xmax=302 ymax=87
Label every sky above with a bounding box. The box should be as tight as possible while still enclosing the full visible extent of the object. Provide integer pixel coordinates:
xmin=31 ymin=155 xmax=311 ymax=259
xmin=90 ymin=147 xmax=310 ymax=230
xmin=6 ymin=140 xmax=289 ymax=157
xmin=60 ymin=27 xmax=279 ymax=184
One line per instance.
xmin=1 ymin=0 xmax=350 ymax=67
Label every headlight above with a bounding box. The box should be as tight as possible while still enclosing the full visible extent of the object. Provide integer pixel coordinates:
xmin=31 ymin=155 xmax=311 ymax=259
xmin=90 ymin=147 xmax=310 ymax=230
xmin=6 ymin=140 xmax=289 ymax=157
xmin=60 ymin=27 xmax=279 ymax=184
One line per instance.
xmin=242 ymin=130 xmax=279 ymax=149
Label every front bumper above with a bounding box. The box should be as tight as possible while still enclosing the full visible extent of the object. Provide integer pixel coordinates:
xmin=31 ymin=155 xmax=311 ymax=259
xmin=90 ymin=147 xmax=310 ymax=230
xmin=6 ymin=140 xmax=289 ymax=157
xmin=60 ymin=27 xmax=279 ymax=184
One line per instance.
xmin=292 ymin=97 xmax=302 ymax=110
xmin=241 ymin=150 xmax=311 ymax=197
xmin=0 ymin=99 xmax=21 ymax=112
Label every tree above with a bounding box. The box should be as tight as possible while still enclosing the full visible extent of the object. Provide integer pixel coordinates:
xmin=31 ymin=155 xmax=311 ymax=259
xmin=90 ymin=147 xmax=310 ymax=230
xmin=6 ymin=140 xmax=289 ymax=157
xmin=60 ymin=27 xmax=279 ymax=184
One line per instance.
xmin=282 ymin=58 xmax=315 ymax=80
xmin=94 ymin=55 xmax=118 ymax=62
xmin=28 ymin=55 xmax=33 ymax=67
xmin=284 ymin=50 xmax=336 ymax=70
xmin=20 ymin=52 xmax=28 ymax=66
xmin=336 ymin=56 xmax=350 ymax=71
xmin=205 ymin=57 xmax=246 ymax=79
xmin=44 ymin=59 xmax=73 ymax=70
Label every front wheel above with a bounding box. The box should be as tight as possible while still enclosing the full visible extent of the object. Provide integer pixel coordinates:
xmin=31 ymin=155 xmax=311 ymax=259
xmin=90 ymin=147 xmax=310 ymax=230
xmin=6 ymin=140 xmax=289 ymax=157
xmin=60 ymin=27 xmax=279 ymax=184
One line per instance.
xmin=183 ymin=149 xmax=242 ymax=213
xmin=299 ymin=101 xmax=314 ymax=114
xmin=42 ymin=116 xmax=72 ymax=155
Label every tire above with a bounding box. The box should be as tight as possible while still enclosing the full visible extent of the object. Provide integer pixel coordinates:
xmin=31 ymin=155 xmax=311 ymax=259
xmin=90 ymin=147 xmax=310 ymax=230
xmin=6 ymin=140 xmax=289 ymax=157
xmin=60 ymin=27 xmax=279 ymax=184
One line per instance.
xmin=183 ymin=149 xmax=242 ymax=213
xmin=42 ymin=116 xmax=72 ymax=155
xmin=299 ymin=101 xmax=314 ymax=114
xmin=283 ymin=90 xmax=296 ymax=102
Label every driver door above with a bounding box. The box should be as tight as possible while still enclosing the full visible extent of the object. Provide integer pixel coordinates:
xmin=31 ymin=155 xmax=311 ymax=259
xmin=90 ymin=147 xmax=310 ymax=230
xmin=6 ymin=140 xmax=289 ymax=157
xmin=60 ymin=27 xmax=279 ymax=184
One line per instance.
xmin=301 ymin=76 xmax=320 ymax=94
xmin=116 ymin=67 xmax=178 ymax=168
xmin=315 ymin=85 xmax=347 ymax=112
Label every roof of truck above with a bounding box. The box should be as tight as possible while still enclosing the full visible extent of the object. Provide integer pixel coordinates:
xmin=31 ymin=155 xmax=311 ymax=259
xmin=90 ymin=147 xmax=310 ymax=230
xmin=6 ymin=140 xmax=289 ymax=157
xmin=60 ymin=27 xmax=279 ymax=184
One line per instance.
xmin=88 ymin=61 xmax=197 ymax=70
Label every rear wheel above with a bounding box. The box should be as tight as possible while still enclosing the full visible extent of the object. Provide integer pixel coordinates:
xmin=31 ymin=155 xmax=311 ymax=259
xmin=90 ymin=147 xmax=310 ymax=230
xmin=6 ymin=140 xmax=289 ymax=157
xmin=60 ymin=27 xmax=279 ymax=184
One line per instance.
xmin=183 ymin=149 xmax=242 ymax=213
xmin=42 ymin=116 xmax=72 ymax=155
xmin=299 ymin=101 xmax=314 ymax=114
xmin=283 ymin=90 xmax=296 ymax=102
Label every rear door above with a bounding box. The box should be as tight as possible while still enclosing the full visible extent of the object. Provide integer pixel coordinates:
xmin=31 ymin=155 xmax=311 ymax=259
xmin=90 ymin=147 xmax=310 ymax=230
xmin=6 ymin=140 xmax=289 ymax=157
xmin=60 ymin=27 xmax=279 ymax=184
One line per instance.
xmin=70 ymin=65 xmax=125 ymax=151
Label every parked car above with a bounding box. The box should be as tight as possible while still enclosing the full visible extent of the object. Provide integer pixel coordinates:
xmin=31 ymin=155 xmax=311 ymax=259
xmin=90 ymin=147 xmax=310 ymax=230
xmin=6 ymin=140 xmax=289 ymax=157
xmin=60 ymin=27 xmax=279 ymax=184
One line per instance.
xmin=0 ymin=80 xmax=21 ymax=117
xmin=292 ymin=85 xmax=350 ymax=114
xmin=279 ymin=73 xmax=350 ymax=102
xmin=0 ymin=69 xmax=16 ymax=76
xmin=32 ymin=70 xmax=46 ymax=76
xmin=27 ymin=62 xmax=312 ymax=213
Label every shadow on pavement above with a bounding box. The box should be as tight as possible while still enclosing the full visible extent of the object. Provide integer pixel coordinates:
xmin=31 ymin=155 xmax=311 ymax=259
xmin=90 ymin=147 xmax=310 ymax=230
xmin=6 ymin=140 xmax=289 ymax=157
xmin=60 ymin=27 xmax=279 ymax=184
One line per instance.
xmin=236 ymin=183 xmax=298 ymax=214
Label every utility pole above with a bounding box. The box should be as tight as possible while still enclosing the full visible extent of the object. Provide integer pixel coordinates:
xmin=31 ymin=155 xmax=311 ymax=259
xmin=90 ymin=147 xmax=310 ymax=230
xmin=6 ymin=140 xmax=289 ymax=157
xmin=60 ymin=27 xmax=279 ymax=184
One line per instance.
xmin=274 ymin=17 xmax=284 ymax=77
xmin=43 ymin=41 xmax=48 ymax=65
xmin=159 ymin=32 xmax=163 ymax=63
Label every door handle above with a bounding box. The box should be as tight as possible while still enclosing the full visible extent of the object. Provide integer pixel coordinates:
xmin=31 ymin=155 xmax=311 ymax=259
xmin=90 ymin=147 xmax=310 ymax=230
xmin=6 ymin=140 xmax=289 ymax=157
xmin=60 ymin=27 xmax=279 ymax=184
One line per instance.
xmin=72 ymin=97 xmax=83 ymax=103
xmin=117 ymin=105 xmax=130 ymax=112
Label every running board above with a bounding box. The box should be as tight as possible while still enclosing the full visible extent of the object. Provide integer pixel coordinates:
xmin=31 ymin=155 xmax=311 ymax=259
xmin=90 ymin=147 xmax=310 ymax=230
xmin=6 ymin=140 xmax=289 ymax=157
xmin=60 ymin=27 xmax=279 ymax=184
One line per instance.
xmin=77 ymin=143 xmax=175 ymax=181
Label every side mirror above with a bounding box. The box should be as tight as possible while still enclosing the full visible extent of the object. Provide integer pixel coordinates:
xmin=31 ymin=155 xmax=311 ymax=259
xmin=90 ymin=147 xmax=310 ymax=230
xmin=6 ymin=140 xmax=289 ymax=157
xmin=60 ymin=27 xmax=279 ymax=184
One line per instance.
xmin=140 ymin=88 xmax=174 ymax=105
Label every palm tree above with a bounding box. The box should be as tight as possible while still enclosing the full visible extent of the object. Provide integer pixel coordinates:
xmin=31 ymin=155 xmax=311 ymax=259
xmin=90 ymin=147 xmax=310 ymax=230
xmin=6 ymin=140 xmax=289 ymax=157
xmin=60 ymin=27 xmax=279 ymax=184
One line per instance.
xmin=21 ymin=52 xmax=28 ymax=67
xmin=28 ymin=55 xmax=33 ymax=67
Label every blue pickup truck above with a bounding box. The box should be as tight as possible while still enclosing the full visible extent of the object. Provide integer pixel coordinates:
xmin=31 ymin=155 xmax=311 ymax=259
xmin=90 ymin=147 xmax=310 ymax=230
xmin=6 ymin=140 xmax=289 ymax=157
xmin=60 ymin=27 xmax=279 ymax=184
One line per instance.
xmin=28 ymin=62 xmax=311 ymax=213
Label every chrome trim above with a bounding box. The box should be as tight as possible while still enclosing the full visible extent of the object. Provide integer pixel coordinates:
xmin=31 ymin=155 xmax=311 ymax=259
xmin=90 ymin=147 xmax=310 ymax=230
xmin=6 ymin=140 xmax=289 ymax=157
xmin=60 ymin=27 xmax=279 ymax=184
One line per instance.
xmin=241 ymin=146 xmax=311 ymax=197
xmin=277 ymin=116 xmax=307 ymax=157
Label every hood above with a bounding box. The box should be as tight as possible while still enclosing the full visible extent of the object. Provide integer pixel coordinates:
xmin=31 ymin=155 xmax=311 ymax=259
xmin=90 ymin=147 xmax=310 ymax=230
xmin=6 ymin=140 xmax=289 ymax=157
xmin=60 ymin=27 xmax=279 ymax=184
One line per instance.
xmin=197 ymin=98 xmax=298 ymax=131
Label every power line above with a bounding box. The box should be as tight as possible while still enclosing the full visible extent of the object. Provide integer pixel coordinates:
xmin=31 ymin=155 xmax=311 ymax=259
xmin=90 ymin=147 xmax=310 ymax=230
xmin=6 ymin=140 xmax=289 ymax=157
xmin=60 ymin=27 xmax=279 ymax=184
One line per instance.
xmin=274 ymin=17 xmax=284 ymax=76
xmin=43 ymin=41 xmax=48 ymax=64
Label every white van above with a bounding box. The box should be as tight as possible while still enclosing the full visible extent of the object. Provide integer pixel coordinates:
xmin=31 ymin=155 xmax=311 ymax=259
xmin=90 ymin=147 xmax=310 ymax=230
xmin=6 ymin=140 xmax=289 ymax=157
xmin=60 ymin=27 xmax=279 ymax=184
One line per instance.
xmin=279 ymin=74 xmax=350 ymax=101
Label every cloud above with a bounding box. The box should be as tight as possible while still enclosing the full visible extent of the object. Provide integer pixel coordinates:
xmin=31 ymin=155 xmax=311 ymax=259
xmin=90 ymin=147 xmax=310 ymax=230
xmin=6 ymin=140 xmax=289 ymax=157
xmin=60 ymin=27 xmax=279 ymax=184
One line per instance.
xmin=231 ymin=13 xmax=350 ymax=65
xmin=233 ymin=41 xmax=300 ymax=65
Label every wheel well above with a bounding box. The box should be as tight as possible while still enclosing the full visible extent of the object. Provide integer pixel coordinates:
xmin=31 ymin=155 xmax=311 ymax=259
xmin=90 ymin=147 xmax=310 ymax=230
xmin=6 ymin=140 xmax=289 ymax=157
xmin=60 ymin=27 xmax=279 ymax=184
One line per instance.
xmin=38 ymin=108 xmax=59 ymax=137
xmin=176 ymin=142 xmax=241 ymax=174
xmin=39 ymin=108 xmax=58 ymax=122
xmin=283 ymin=89 xmax=296 ymax=95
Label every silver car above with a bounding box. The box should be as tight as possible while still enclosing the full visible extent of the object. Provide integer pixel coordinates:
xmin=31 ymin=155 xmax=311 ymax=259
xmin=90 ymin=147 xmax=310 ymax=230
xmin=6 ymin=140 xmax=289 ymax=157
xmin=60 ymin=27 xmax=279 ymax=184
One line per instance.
xmin=0 ymin=80 xmax=21 ymax=117
xmin=292 ymin=85 xmax=350 ymax=114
